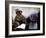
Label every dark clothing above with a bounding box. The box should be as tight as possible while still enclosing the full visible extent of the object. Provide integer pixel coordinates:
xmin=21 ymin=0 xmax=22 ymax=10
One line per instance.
xmin=25 ymin=13 xmax=40 ymax=30
xmin=37 ymin=12 xmax=40 ymax=30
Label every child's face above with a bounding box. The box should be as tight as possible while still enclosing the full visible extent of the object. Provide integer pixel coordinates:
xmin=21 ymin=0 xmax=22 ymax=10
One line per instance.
xmin=17 ymin=12 xmax=21 ymax=16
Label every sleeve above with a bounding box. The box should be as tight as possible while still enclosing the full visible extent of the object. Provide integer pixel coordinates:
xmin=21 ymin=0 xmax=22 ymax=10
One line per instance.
xmin=21 ymin=16 xmax=26 ymax=24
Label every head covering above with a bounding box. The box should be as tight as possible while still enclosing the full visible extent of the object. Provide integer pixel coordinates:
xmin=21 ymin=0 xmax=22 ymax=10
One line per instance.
xmin=16 ymin=9 xmax=22 ymax=14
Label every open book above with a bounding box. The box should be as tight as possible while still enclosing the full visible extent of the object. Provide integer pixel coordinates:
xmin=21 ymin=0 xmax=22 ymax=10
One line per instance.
xmin=14 ymin=24 xmax=26 ymax=30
